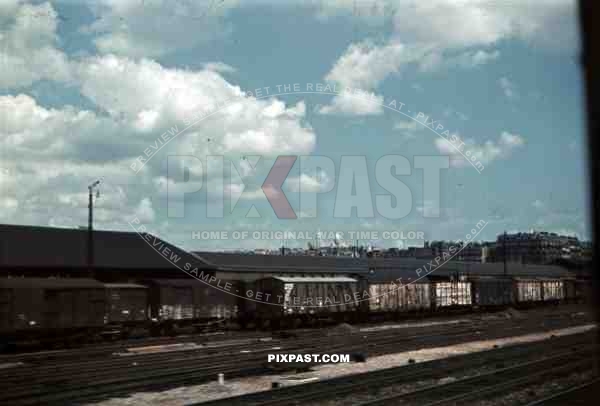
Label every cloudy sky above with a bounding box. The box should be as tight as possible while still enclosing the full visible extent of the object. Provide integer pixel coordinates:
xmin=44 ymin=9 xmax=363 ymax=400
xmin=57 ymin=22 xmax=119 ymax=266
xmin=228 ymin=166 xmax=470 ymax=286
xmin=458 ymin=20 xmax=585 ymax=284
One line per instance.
xmin=0 ymin=0 xmax=590 ymax=250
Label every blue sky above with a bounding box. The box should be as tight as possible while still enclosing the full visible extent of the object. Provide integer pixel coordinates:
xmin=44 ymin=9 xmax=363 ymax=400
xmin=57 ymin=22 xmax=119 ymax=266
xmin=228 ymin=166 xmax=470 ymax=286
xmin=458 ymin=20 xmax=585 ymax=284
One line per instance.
xmin=0 ymin=0 xmax=590 ymax=250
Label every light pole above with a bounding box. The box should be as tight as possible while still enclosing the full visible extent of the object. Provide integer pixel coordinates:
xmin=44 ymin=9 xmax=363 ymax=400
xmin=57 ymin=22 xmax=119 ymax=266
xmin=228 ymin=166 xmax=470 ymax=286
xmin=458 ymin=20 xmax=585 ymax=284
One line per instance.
xmin=503 ymin=231 xmax=508 ymax=277
xmin=88 ymin=180 xmax=101 ymax=278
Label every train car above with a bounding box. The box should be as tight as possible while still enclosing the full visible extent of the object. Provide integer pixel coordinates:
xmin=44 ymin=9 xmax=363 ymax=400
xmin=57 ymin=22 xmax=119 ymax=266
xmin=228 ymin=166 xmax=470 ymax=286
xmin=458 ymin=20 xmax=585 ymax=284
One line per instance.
xmin=143 ymin=279 xmax=240 ymax=332
xmin=563 ymin=278 xmax=578 ymax=303
xmin=514 ymin=278 xmax=543 ymax=303
xmin=471 ymin=277 xmax=513 ymax=307
xmin=575 ymin=279 xmax=593 ymax=304
xmin=250 ymin=276 xmax=361 ymax=327
xmin=0 ymin=278 xmax=105 ymax=346
xmin=193 ymin=279 xmax=242 ymax=321
xmin=514 ymin=277 xmax=566 ymax=304
xmin=432 ymin=280 xmax=472 ymax=308
xmin=368 ymin=280 xmax=431 ymax=314
xmin=541 ymin=278 xmax=564 ymax=302
xmin=104 ymin=283 xmax=148 ymax=324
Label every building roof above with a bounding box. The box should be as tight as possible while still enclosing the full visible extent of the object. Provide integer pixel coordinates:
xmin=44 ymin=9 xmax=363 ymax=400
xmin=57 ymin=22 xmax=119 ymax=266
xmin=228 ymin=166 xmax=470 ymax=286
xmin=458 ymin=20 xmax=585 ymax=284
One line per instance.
xmin=0 ymin=277 xmax=105 ymax=289
xmin=195 ymin=252 xmax=574 ymax=280
xmin=104 ymin=283 xmax=148 ymax=289
xmin=366 ymin=258 xmax=573 ymax=279
xmin=0 ymin=224 xmax=213 ymax=271
xmin=193 ymin=252 xmax=369 ymax=274
xmin=269 ymin=276 xmax=358 ymax=283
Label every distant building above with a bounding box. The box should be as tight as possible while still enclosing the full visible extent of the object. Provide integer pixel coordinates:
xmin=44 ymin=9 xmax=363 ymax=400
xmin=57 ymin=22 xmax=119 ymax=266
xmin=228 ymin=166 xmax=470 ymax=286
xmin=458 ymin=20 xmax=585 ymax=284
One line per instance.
xmin=496 ymin=231 xmax=580 ymax=264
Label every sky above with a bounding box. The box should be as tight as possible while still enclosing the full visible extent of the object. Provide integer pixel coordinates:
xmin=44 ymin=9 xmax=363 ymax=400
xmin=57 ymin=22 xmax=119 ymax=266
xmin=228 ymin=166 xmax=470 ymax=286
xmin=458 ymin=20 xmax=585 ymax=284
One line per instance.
xmin=0 ymin=0 xmax=591 ymax=251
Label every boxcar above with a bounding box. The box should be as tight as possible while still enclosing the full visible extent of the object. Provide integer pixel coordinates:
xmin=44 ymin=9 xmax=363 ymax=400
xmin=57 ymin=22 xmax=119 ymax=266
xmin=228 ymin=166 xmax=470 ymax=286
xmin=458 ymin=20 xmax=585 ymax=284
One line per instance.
xmin=471 ymin=277 xmax=513 ymax=307
xmin=515 ymin=278 xmax=543 ymax=302
xmin=251 ymin=276 xmax=361 ymax=321
xmin=0 ymin=278 xmax=105 ymax=340
xmin=563 ymin=278 xmax=578 ymax=303
xmin=104 ymin=283 xmax=148 ymax=324
xmin=575 ymin=279 xmax=592 ymax=303
xmin=541 ymin=279 xmax=564 ymax=301
xmin=368 ymin=282 xmax=431 ymax=312
xmin=193 ymin=280 xmax=241 ymax=320
xmin=433 ymin=281 xmax=472 ymax=308
xmin=144 ymin=279 xmax=240 ymax=324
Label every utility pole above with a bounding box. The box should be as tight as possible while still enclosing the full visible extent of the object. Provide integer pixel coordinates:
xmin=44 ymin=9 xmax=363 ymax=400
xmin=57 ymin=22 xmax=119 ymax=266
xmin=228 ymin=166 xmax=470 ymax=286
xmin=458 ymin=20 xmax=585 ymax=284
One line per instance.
xmin=503 ymin=231 xmax=508 ymax=277
xmin=88 ymin=180 xmax=101 ymax=278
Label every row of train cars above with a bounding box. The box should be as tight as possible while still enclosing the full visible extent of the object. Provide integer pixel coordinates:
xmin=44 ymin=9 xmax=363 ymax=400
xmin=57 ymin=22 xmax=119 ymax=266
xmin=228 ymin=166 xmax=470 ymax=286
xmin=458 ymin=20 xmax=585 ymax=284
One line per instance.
xmin=0 ymin=274 xmax=592 ymax=349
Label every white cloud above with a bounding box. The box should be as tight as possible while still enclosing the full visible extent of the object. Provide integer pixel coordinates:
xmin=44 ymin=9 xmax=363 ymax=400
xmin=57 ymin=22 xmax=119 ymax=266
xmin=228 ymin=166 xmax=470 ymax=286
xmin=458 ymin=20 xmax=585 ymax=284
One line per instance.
xmin=323 ymin=40 xmax=418 ymax=90
xmin=74 ymin=54 xmax=316 ymax=159
xmin=499 ymin=77 xmax=518 ymax=99
xmin=0 ymin=1 xmax=71 ymax=88
xmin=286 ymin=171 xmax=331 ymax=193
xmin=434 ymin=131 xmax=525 ymax=168
xmin=84 ymin=0 xmax=241 ymax=57
xmin=319 ymin=0 xmax=575 ymax=114
xmin=0 ymin=52 xmax=317 ymax=230
xmin=318 ymin=90 xmax=384 ymax=115
xmin=134 ymin=197 xmax=155 ymax=223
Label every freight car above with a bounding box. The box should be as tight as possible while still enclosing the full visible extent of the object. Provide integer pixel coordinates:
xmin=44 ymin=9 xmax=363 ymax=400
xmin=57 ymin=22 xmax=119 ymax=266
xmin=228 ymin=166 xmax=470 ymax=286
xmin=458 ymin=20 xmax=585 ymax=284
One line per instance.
xmin=0 ymin=274 xmax=591 ymax=350
xmin=0 ymin=278 xmax=106 ymax=349
xmin=141 ymin=279 xmax=242 ymax=335
xmin=247 ymin=276 xmax=365 ymax=328
xmin=471 ymin=277 xmax=514 ymax=308
xmin=367 ymin=280 xmax=431 ymax=318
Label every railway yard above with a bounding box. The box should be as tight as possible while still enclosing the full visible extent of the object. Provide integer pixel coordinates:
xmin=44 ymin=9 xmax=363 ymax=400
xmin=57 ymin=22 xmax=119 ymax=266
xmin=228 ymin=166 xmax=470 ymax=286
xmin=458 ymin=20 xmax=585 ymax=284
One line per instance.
xmin=1 ymin=226 xmax=597 ymax=405
xmin=0 ymin=304 xmax=597 ymax=406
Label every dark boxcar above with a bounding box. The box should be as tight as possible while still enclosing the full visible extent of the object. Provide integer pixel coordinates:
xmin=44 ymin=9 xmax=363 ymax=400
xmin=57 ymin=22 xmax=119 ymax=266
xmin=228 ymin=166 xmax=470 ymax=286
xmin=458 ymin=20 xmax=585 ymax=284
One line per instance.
xmin=563 ymin=278 xmax=577 ymax=302
xmin=193 ymin=279 xmax=241 ymax=320
xmin=251 ymin=276 xmax=361 ymax=320
xmin=0 ymin=278 xmax=105 ymax=338
xmin=575 ymin=279 xmax=592 ymax=303
xmin=104 ymin=283 xmax=148 ymax=323
xmin=471 ymin=277 xmax=513 ymax=307
xmin=145 ymin=279 xmax=194 ymax=321
xmin=145 ymin=279 xmax=240 ymax=323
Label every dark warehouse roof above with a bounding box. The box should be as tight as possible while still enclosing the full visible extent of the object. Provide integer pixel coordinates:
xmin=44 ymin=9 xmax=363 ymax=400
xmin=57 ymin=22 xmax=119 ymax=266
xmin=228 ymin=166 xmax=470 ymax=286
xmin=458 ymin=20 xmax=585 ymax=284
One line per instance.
xmin=0 ymin=277 xmax=105 ymax=289
xmin=195 ymin=253 xmax=573 ymax=280
xmin=193 ymin=251 xmax=370 ymax=274
xmin=366 ymin=258 xmax=574 ymax=279
xmin=0 ymin=224 xmax=213 ymax=271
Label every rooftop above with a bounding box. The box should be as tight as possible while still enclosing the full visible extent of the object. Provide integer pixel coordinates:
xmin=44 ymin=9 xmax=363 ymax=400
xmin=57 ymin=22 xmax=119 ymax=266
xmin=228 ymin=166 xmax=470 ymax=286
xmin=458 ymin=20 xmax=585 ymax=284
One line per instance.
xmin=0 ymin=224 xmax=213 ymax=271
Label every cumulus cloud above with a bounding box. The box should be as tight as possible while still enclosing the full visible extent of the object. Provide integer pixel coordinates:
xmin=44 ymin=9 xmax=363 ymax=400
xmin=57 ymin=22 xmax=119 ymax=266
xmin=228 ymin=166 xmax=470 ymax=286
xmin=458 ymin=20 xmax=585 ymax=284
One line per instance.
xmin=434 ymin=131 xmax=525 ymax=168
xmin=0 ymin=1 xmax=71 ymax=88
xmin=1 ymin=54 xmax=316 ymax=229
xmin=318 ymin=0 xmax=575 ymax=114
xmin=84 ymin=0 xmax=240 ymax=57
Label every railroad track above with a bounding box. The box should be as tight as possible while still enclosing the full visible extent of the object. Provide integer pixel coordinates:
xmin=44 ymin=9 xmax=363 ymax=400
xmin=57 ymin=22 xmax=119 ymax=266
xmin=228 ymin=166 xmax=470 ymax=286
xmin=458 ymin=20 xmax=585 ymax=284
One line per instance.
xmin=0 ymin=304 xmax=588 ymax=362
xmin=0 ymin=314 xmax=573 ymax=387
xmin=355 ymin=349 xmax=596 ymax=405
xmin=523 ymin=377 xmax=600 ymax=405
xmin=193 ymin=331 xmax=596 ymax=406
xmin=0 ymin=316 xmax=593 ymax=405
